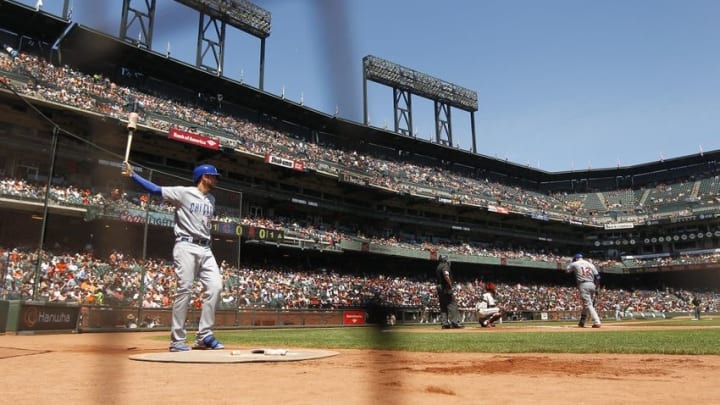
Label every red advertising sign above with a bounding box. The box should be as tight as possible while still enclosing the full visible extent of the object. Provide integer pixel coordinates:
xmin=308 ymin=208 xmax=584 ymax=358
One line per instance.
xmin=168 ymin=128 xmax=219 ymax=150
xmin=488 ymin=205 xmax=509 ymax=214
xmin=343 ymin=310 xmax=366 ymax=325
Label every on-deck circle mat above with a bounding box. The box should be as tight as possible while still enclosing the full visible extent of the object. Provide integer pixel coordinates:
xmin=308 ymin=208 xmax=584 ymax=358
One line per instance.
xmin=129 ymin=348 xmax=339 ymax=363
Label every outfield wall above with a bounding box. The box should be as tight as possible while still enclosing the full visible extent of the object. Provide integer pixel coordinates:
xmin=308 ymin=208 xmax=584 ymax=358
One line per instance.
xmin=2 ymin=300 xmax=702 ymax=334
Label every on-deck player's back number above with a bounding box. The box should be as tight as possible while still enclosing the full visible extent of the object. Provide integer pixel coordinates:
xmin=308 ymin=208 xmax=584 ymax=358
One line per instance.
xmin=579 ymin=266 xmax=593 ymax=278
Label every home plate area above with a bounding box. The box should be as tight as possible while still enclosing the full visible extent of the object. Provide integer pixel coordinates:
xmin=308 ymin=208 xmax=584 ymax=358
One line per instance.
xmin=129 ymin=348 xmax=339 ymax=363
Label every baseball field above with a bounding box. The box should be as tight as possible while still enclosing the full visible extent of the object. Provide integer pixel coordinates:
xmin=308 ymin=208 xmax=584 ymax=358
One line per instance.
xmin=2 ymin=317 xmax=719 ymax=404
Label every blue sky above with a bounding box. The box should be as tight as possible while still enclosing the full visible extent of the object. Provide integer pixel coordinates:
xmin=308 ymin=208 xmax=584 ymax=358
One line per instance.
xmin=17 ymin=0 xmax=720 ymax=172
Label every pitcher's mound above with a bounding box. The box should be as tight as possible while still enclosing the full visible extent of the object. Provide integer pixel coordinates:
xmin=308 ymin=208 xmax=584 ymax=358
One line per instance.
xmin=129 ymin=348 xmax=339 ymax=363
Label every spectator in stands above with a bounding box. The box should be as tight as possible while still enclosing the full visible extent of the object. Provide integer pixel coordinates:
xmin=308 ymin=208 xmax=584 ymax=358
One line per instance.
xmin=125 ymin=313 xmax=138 ymax=329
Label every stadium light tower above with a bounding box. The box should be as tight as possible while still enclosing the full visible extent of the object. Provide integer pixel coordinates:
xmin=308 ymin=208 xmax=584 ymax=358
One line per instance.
xmin=362 ymin=55 xmax=479 ymax=152
xmin=119 ymin=0 xmax=157 ymax=50
xmin=174 ymin=0 xmax=271 ymax=88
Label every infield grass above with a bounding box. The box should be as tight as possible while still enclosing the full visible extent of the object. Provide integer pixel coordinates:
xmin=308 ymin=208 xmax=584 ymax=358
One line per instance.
xmin=210 ymin=318 xmax=720 ymax=355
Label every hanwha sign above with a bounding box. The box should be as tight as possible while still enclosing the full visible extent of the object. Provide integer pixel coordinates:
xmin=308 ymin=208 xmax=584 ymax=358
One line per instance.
xmin=18 ymin=304 xmax=79 ymax=331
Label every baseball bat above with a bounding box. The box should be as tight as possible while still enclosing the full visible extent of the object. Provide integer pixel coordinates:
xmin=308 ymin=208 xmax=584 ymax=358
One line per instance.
xmin=124 ymin=112 xmax=139 ymax=163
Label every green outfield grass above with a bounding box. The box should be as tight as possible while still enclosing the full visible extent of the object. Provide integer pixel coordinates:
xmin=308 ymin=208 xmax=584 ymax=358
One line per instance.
xmin=205 ymin=318 xmax=720 ymax=355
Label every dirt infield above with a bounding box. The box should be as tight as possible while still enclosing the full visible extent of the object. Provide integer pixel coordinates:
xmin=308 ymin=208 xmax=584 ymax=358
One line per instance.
xmin=1 ymin=328 xmax=719 ymax=405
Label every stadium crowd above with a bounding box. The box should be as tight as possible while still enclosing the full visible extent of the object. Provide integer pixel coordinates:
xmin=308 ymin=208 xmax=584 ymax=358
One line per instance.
xmin=5 ymin=175 xmax=720 ymax=271
xmin=2 ymin=49 xmax=720 ymax=324
xmin=1 ymin=247 xmax=717 ymax=323
xmin=2 ymin=51 xmax=720 ymax=229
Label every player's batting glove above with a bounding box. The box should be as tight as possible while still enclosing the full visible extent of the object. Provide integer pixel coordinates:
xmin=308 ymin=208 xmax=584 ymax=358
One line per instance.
xmin=121 ymin=161 xmax=133 ymax=177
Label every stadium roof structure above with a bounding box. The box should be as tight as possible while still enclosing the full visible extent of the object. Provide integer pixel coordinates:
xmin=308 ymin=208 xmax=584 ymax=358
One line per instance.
xmin=2 ymin=0 xmax=719 ymax=190
xmin=0 ymin=0 xmax=71 ymax=44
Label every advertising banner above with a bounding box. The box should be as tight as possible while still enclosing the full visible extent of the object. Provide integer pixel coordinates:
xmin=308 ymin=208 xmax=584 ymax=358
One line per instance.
xmin=18 ymin=303 xmax=79 ymax=331
xmin=343 ymin=310 xmax=366 ymax=325
xmin=265 ymin=154 xmax=305 ymax=172
xmin=168 ymin=128 xmax=220 ymax=150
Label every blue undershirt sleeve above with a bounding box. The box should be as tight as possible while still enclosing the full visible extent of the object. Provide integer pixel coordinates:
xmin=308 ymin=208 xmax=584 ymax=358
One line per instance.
xmin=131 ymin=172 xmax=162 ymax=195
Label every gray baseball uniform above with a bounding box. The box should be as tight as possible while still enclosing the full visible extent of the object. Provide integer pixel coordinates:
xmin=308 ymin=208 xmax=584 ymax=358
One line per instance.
xmin=162 ymin=186 xmax=222 ymax=345
xmin=566 ymin=258 xmax=601 ymax=326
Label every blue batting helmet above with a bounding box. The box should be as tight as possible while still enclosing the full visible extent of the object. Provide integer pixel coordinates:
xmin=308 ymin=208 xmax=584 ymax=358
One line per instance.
xmin=574 ymin=253 xmax=583 ymax=259
xmin=193 ymin=164 xmax=220 ymax=183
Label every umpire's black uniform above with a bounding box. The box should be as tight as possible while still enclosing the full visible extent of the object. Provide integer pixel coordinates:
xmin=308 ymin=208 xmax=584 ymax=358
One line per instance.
xmin=436 ymin=255 xmax=463 ymax=329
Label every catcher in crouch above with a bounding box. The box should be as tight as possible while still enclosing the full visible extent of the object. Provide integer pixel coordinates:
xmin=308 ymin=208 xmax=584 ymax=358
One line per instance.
xmin=476 ymin=282 xmax=503 ymax=327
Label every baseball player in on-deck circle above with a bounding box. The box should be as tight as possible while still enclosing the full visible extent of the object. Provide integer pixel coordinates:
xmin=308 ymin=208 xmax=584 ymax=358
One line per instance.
xmin=122 ymin=161 xmax=225 ymax=352
xmin=566 ymin=253 xmax=602 ymax=328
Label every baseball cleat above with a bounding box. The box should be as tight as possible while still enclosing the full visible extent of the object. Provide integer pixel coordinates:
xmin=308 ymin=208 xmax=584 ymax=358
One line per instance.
xmin=194 ymin=335 xmax=225 ymax=350
xmin=169 ymin=342 xmax=191 ymax=352
xmin=591 ymin=324 xmax=601 ymax=328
